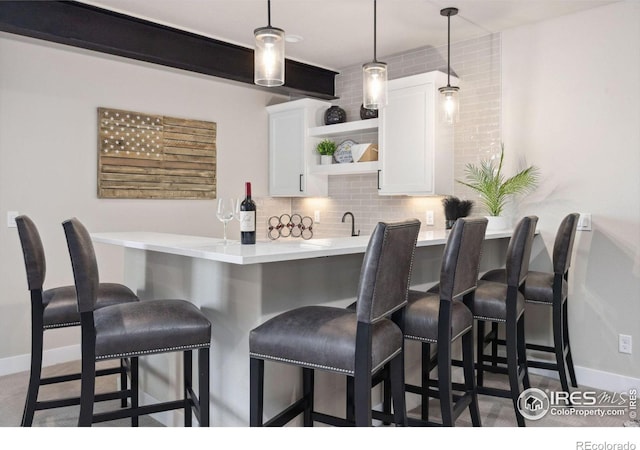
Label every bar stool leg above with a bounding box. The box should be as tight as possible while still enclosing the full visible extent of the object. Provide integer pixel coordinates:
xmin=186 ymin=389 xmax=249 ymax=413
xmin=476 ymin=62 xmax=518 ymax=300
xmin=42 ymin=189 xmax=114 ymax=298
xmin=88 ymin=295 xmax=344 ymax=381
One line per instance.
xmin=21 ymin=311 xmax=44 ymax=427
xmin=120 ymin=358 xmax=128 ymax=408
xmin=437 ymin=336 xmax=454 ymax=426
xmin=354 ymin=323 xmax=373 ymax=427
xmin=553 ymin=300 xmax=570 ymax=394
xmin=476 ymin=320 xmax=486 ymax=387
xmin=302 ymin=368 xmax=314 ymax=426
xmin=462 ymin=329 xmax=481 ymax=426
xmin=184 ymin=350 xmax=193 ymax=427
xmin=518 ymin=315 xmax=530 ymax=390
xmin=353 ymin=372 xmax=372 ymax=426
xmin=563 ymin=300 xmax=578 ymax=387
xmin=198 ymin=348 xmax=210 ymax=426
xmin=420 ymin=343 xmax=431 ymax=421
xmin=506 ymin=317 xmax=524 ymax=427
xmin=491 ymin=322 xmax=499 ymax=367
xmin=131 ymin=357 xmax=139 ymax=427
xmin=78 ymin=353 xmax=96 ymax=426
xmin=382 ymin=366 xmax=392 ymax=423
xmin=389 ymin=353 xmax=407 ymax=426
xmin=345 ymin=377 xmax=354 ymax=422
xmin=250 ymin=357 xmax=264 ymax=426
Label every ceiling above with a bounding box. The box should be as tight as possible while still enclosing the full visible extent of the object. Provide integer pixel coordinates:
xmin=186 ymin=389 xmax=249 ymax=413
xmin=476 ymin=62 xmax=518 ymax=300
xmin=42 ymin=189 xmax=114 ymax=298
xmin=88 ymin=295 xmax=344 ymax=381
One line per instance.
xmin=83 ymin=0 xmax=617 ymax=70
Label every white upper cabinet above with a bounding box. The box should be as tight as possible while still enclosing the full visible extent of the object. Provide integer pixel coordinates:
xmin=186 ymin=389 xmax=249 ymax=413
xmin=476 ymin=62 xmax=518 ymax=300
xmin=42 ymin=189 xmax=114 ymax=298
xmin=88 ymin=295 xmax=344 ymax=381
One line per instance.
xmin=267 ymin=99 xmax=330 ymax=197
xmin=378 ymin=71 xmax=456 ymax=196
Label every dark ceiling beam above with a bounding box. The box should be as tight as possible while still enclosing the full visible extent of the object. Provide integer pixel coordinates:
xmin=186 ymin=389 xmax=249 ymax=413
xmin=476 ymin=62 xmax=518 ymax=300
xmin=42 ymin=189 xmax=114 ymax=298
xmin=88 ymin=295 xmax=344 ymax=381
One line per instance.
xmin=0 ymin=1 xmax=337 ymax=99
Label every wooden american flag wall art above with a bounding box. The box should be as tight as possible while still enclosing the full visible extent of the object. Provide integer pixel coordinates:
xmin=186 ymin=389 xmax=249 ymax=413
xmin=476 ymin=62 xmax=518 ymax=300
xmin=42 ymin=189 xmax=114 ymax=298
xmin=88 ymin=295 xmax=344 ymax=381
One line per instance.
xmin=98 ymin=107 xmax=216 ymax=199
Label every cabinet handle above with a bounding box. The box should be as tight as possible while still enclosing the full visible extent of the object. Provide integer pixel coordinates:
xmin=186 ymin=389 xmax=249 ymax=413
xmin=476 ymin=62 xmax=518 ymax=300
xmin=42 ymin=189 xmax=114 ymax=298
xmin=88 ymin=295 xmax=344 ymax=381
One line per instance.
xmin=377 ymin=170 xmax=381 ymax=190
xmin=299 ymin=174 xmax=304 ymax=192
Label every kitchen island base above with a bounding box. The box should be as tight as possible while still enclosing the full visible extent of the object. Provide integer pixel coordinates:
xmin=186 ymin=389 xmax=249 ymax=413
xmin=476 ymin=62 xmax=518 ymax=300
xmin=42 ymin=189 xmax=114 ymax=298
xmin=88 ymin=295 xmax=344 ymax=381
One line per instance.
xmin=95 ymin=233 xmax=510 ymax=426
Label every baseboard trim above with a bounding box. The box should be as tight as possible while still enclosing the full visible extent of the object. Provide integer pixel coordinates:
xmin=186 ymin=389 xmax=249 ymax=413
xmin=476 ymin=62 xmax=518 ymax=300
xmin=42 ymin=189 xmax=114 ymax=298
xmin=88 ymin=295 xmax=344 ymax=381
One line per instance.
xmin=0 ymin=344 xmax=80 ymax=377
xmin=528 ymin=364 xmax=640 ymax=393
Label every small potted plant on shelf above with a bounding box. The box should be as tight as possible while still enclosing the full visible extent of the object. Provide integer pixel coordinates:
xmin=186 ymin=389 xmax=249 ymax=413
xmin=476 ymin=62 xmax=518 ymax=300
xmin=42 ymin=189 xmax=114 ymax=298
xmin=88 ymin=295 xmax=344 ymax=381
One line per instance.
xmin=316 ymin=139 xmax=336 ymax=165
xmin=457 ymin=143 xmax=539 ymax=230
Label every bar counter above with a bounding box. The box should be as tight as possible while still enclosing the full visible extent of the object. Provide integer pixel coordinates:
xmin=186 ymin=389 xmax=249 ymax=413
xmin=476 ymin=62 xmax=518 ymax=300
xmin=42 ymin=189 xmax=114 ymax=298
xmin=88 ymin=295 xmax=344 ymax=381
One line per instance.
xmin=91 ymin=229 xmax=512 ymax=426
xmin=92 ymin=229 xmax=514 ymax=265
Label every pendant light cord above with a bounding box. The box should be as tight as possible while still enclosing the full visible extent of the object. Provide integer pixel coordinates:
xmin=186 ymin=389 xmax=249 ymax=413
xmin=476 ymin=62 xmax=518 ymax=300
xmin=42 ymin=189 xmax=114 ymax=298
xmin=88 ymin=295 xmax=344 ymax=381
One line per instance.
xmin=447 ymin=13 xmax=451 ymax=87
xmin=267 ymin=0 xmax=271 ymax=27
xmin=373 ymin=0 xmax=377 ymax=62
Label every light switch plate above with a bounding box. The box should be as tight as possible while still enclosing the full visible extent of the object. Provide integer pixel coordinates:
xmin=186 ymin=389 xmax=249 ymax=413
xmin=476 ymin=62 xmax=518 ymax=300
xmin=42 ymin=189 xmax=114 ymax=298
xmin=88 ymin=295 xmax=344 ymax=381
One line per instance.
xmin=426 ymin=210 xmax=434 ymax=226
xmin=619 ymin=334 xmax=632 ymax=354
xmin=7 ymin=211 xmax=19 ymax=228
xmin=577 ymin=213 xmax=592 ymax=231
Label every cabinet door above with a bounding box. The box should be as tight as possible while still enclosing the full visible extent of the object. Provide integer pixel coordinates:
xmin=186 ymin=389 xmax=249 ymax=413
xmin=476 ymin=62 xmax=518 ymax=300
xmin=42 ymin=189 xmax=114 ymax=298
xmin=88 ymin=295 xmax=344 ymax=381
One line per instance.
xmin=379 ymin=80 xmax=436 ymax=195
xmin=269 ymin=109 xmax=305 ymax=196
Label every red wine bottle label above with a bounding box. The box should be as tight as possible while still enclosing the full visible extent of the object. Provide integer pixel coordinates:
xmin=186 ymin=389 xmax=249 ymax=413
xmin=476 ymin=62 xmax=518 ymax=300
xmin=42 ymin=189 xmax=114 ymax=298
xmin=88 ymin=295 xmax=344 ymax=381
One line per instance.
xmin=240 ymin=211 xmax=256 ymax=232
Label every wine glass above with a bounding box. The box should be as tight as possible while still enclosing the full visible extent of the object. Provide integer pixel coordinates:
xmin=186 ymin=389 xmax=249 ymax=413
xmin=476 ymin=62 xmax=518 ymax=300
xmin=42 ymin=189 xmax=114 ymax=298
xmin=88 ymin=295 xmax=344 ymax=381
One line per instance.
xmin=216 ymin=198 xmax=235 ymax=244
xmin=234 ymin=198 xmax=242 ymax=223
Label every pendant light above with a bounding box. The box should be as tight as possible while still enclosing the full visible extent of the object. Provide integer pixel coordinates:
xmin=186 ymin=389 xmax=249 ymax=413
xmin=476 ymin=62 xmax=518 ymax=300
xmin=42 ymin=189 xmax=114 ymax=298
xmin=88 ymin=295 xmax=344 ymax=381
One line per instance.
xmin=439 ymin=7 xmax=460 ymax=124
xmin=254 ymin=0 xmax=285 ymax=87
xmin=362 ymin=0 xmax=387 ymax=110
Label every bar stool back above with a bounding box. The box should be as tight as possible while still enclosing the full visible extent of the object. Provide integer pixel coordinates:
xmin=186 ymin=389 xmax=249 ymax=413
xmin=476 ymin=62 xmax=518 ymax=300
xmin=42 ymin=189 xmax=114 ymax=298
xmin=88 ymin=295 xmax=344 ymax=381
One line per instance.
xmin=403 ymin=217 xmax=488 ymax=426
xmin=481 ymin=213 xmax=580 ymax=392
xmin=471 ymin=215 xmax=538 ymax=426
xmin=62 ymin=217 xmax=212 ymax=426
xmin=249 ymin=219 xmax=420 ymax=427
xmin=16 ymin=215 xmax=139 ymax=426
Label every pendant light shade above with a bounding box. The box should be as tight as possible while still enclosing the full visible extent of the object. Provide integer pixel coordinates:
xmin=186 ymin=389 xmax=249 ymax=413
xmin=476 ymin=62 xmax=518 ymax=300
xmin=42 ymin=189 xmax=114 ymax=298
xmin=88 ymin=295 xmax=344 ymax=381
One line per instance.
xmin=363 ymin=0 xmax=387 ymax=110
xmin=439 ymin=7 xmax=460 ymax=124
xmin=440 ymin=85 xmax=460 ymax=124
xmin=254 ymin=0 xmax=285 ymax=87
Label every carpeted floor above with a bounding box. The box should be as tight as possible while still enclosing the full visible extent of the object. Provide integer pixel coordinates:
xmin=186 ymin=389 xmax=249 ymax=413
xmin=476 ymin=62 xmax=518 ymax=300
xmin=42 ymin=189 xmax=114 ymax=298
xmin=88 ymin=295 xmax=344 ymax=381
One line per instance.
xmin=0 ymin=359 xmax=634 ymax=428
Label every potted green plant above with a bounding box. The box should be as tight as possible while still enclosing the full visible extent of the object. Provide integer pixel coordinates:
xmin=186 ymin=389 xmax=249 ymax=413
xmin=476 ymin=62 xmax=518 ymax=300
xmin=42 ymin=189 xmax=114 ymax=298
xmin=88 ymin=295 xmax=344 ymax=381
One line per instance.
xmin=457 ymin=143 xmax=539 ymax=230
xmin=316 ymin=139 xmax=336 ymax=165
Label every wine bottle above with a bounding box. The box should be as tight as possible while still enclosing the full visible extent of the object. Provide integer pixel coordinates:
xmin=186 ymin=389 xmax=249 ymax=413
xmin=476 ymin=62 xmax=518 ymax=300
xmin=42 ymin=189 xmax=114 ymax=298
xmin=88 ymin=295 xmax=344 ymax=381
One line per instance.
xmin=240 ymin=182 xmax=256 ymax=244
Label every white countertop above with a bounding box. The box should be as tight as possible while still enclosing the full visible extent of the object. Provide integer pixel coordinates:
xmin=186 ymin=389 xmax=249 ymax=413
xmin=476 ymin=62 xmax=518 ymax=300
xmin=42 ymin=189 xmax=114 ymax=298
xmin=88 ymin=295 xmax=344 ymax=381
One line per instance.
xmin=91 ymin=229 xmax=514 ymax=265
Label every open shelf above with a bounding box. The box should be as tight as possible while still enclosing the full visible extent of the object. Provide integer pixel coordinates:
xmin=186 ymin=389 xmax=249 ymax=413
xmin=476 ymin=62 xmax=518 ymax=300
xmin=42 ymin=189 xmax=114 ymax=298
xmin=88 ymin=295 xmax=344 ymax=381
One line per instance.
xmin=309 ymin=119 xmax=378 ymax=138
xmin=310 ymin=160 xmax=379 ymax=175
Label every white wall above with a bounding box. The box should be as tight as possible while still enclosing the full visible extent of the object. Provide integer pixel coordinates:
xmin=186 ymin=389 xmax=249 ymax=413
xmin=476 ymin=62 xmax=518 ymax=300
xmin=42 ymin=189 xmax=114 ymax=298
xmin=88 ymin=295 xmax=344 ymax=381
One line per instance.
xmin=0 ymin=33 xmax=287 ymax=367
xmin=502 ymin=1 xmax=640 ymax=381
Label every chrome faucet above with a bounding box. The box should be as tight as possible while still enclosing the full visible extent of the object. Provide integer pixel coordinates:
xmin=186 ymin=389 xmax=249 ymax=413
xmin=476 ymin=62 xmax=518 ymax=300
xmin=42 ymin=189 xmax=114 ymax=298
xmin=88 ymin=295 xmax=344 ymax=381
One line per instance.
xmin=341 ymin=212 xmax=360 ymax=237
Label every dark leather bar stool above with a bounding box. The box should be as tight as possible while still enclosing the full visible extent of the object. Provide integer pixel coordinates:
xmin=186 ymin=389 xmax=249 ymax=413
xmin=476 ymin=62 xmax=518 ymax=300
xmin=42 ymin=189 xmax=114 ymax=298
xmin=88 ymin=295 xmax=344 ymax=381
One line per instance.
xmin=249 ymin=219 xmax=420 ymax=427
xmin=471 ymin=215 xmax=538 ymax=427
xmin=403 ymin=217 xmax=488 ymax=426
xmin=15 ymin=215 xmax=139 ymax=427
xmin=62 ymin=217 xmax=212 ymax=427
xmin=481 ymin=213 xmax=579 ymax=394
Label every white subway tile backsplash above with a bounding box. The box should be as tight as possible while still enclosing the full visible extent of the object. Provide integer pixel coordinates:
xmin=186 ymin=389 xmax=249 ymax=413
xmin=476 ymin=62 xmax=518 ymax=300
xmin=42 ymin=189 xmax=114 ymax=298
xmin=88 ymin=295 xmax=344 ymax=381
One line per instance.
xmin=289 ymin=34 xmax=501 ymax=237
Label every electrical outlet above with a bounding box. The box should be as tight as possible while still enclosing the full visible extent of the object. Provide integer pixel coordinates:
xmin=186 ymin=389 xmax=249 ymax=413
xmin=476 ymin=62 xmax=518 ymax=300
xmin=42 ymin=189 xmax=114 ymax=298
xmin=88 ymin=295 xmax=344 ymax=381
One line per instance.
xmin=426 ymin=210 xmax=434 ymax=226
xmin=7 ymin=211 xmax=19 ymax=228
xmin=314 ymin=210 xmax=320 ymax=223
xmin=577 ymin=213 xmax=592 ymax=231
xmin=619 ymin=334 xmax=632 ymax=354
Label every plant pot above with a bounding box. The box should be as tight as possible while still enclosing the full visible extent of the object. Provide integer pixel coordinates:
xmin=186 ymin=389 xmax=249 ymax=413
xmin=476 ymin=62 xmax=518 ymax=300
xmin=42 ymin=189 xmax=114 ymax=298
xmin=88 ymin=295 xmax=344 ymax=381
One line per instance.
xmin=320 ymin=155 xmax=333 ymax=165
xmin=486 ymin=215 xmax=508 ymax=231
